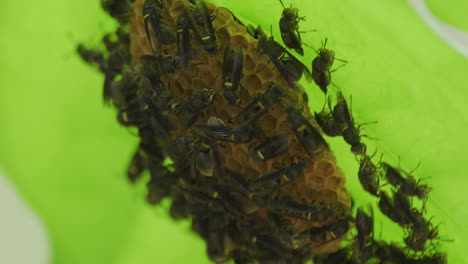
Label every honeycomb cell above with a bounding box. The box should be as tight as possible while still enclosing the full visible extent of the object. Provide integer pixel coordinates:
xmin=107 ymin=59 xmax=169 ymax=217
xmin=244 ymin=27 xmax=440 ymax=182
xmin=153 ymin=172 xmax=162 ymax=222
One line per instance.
xmin=314 ymin=159 xmax=336 ymax=178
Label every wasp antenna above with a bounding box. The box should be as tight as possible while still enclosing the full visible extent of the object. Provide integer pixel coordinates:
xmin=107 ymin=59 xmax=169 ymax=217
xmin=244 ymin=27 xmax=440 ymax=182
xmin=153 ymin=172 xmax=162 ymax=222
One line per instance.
xmin=330 ymin=63 xmax=347 ymax=73
xmin=278 ymin=0 xmax=286 ymax=8
xmin=360 ymin=120 xmax=378 ymax=127
xmin=369 ymin=148 xmax=378 ymax=159
xmin=336 ymin=57 xmax=349 ymax=63
xmin=322 ymin=38 xmax=328 ymax=49
xmin=378 ymin=153 xmax=384 ymax=164
xmin=302 ymin=42 xmax=314 ymax=49
xmin=362 ymin=134 xmax=379 ymax=141
xmin=408 ymin=161 xmax=422 ymax=175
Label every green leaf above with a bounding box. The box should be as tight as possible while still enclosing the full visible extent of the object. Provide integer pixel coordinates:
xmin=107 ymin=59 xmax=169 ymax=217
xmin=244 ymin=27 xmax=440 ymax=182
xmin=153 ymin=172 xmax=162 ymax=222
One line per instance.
xmin=0 ymin=0 xmax=466 ymax=263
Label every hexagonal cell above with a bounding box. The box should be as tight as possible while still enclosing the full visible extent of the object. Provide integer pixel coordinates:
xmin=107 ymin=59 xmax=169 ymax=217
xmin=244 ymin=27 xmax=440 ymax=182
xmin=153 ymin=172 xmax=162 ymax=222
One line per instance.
xmin=308 ymin=174 xmax=325 ymax=186
xmin=170 ymin=79 xmax=185 ymax=96
xmin=243 ymin=54 xmax=255 ymax=72
xmin=257 ymin=113 xmax=277 ymax=133
xmin=212 ymin=7 xmax=231 ymax=28
xmin=230 ymin=34 xmax=249 ymax=48
xmin=313 ymin=159 xmax=336 ymax=178
xmin=242 ymin=74 xmax=262 ymax=93
xmin=317 ymin=189 xmax=338 ymax=204
xmin=326 ymin=176 xmax=343 ymax=188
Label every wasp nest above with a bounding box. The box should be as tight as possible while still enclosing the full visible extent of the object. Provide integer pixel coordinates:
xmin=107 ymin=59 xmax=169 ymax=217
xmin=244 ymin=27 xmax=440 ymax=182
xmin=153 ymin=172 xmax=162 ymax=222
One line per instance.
xmin=127 ymin=0 xmax=352 ymax=260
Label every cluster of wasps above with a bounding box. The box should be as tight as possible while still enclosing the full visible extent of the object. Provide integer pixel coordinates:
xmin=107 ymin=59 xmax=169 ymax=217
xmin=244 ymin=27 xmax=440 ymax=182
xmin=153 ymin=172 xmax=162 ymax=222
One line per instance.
xmin=78 ymin=0 xmax=448 ymax=263
xmin=312 ymin=92 xmax=447 ymax=263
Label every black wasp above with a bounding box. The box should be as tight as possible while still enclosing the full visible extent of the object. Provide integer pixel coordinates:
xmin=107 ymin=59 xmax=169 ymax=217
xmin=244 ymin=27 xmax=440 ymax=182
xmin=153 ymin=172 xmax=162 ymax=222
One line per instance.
xmin=354 ymin=207 xmax=374 ymax=263
xmin=234 ymin=82 xmax=285 ymax=129
xmin=278 ymin=0 xmax=306 ymax=55
xmin=143 ymin=0 xmax=176 ymax=53
xmin=194 ymin=117 xmax=252 ymax=143
xmin=311 ymin=38 xmax=346 ymax=93
xmin=308 ymin=217 xmax=351 ymax=245
xmin=381 ymin=162 xmax=431 ymax=200
xmin=258 ymin=34 xmax=311 ymax=90
xmin=139 ymin=54 xmax=183 ymax=80
xmin=222 ymin=43 xmax=245 ymax=105
xmin=174 ymin=87 xmax=216 ymax=128
xmin=176 ymin=14 xmax=198 ymax=67
xmin=127 ymin=144 xmax=147 ymax=182
xmin=249 ymin=132 xmax=289 ymax=161
xmin=267 ymin=196 xmax=335 ymax=222
xmin=284 ymin=106 xmax=327 ymax=158
xmin=358 ymin=153 xmax=380 ymax=197
xmin=248 ymin=158 xmax=306 ymax=196
xmin=184 ymin=0 xmax=219 ymax=54
xmin=101 ymin=0 xmax=132 ymax=23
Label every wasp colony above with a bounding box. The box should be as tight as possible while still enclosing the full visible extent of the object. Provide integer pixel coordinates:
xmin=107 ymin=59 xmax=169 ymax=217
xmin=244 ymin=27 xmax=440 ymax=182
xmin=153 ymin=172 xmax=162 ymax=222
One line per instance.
xmin=78 ymin=0 xmax=447 ymax=263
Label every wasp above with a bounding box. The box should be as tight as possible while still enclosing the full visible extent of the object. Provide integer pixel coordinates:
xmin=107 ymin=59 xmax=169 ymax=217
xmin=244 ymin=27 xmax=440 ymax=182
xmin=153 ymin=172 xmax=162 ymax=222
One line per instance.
xmin=169 ymin=194 xmax=189 ymax=220
xmin=378 ymin=190 xmax=415 ymax=227
xmin=249 ymin=132 xmax=289 ymax=161
xmin=222 ymin=43 xmax=245 ymax=105
xmin=139 ymin=76 xmax=174 ymax=111
xmin=284 ymin=106 xmax=327 ymax=158
xmin=413 ymin=253 xmax=447 ymax=264
xmin=140 ymin=96 xmax=173 ymax=136
xmin=190 ymin=131 xmax=225 ymax=180
xmin=331 ymin=91 xmax=353 ymax=133
xmin=184 ymin=0 xmax=219 ymax=54
xmin=381 ymin=162 xmax=431 ymax=200
xmin=206 ymin=230 xmax=230 ymax=263
xmin=267 ymin=196 xmax=334 ymax=222
xmin=374 ymin=242 xmax=409 ymax=264
xmin=104 ymin=47 xmax=131 ymax=103
xmin=192 ymin=146 xmax=214 ymax=177
xmin=174 ymin=88 xmax=216 ymax=127
xmin=139 ymin=54 xmax=183 ymax=80
xmin=315 ymin=96 xmax=342 ymax=137
xmin=246 ymin=24 xmax=266 ymax=39
xmin=403 ymin=210 xmax=439 ymax=252
xmin=176 ymin=14 xmax=198 ymax=67
xmin=146 ymin=166 xmax=177 ymax=205
xmin=234 ymin=82 xmax=285 ymax=129
xmin=358 ymin=153 xmax=380 ymax=197
xmin=180 ymin=186 xmax=226 ymax=213
xmin=163 ymin=134 xmax=198 ymax=169
xmin=101 ymin=0 xmax=132 ymax=23
xmin=400 ymin=175 xmax=431 ymax=200
xmin=248 ymin=158 xmax=306 ymax=195
xmin=194 ymin=117 xmax=253 ymax=143
xmin=311 ymin=39 xmax=346 ymax=93
xmin=278 ymin=0 xmax=306 ymax=55
xmin=142 ymin=0 xmax=176 ymax=53
xmin=354 ymin=207 xmax=375 ymax=263
xmin=258 ymin=35 xmax=312 ymax=90
xmin=77 ymin=44 xmax=106 ymax=73
xmin=308 ymin=217 xmax=351 ymax=245
xmin=381 ymin=162 xmax=406 ymax=187
xmin=269 ymin=213 xmax=308 ymax=249
xmin=107 ymin=71 xmax=139 ymax=109
xmin=313 ymin=246 xmax=354 ymax=264
xmin=127 ymin=145 xmax=147 ymax=182
xmin=117 ymin=102 xmax=149 ymax=128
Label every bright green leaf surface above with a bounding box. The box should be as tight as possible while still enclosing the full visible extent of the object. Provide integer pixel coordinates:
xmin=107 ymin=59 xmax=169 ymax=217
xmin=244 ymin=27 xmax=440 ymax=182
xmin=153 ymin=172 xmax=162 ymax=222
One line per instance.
xmin=425 ymin=0 xmax=468 ymax=30
xmin=0 ymin=0 xmax=466 ymax=263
